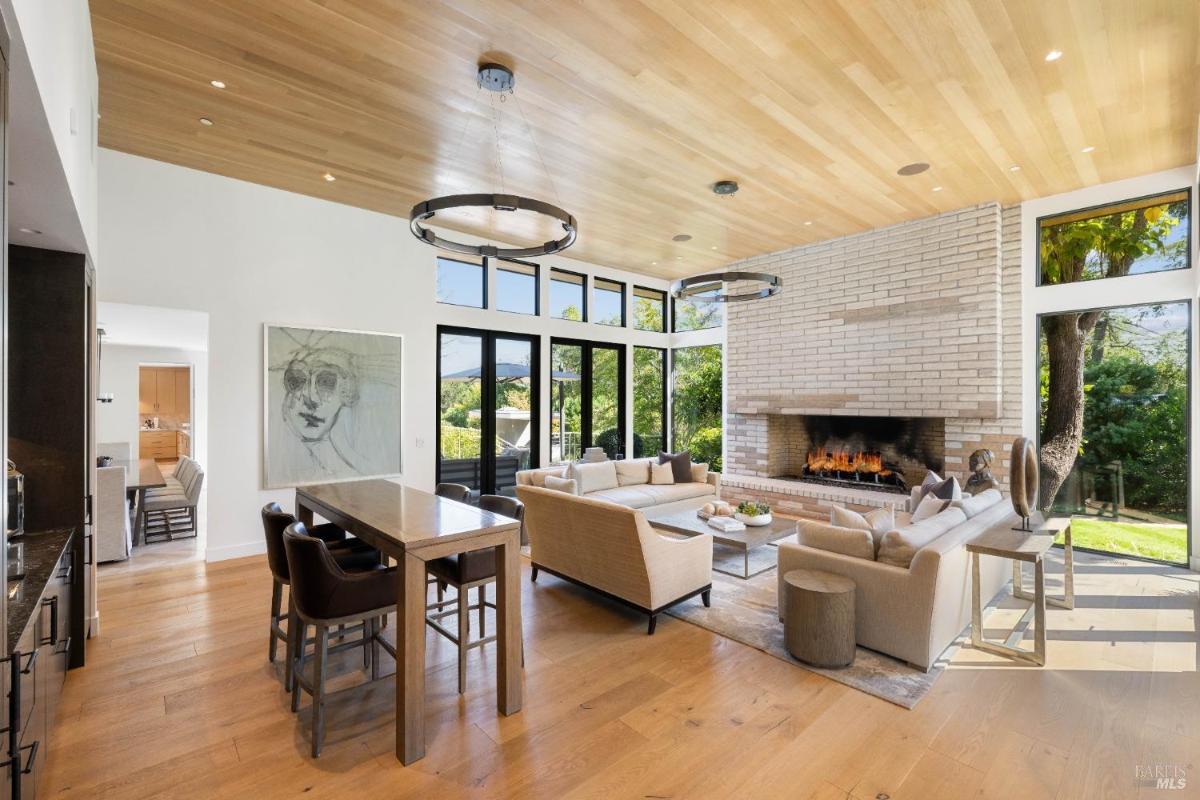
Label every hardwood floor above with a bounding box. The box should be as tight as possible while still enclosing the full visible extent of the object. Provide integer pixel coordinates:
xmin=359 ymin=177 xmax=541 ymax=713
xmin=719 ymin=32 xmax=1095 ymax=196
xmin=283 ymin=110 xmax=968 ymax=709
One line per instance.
xmin=41 ymin=548 xmax=1197 ymax=799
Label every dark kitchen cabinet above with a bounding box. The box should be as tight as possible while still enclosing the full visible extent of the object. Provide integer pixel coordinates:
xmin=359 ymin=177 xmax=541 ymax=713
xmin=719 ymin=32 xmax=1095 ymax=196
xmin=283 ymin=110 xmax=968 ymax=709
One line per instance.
xmin=4 ymin=531 xmax=75 ymax=799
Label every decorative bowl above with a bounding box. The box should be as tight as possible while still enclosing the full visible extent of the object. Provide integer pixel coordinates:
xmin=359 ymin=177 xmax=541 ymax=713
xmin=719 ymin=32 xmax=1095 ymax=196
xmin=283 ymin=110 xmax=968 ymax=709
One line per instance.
xmin=735 ymin=512 xmax=773 ymax=527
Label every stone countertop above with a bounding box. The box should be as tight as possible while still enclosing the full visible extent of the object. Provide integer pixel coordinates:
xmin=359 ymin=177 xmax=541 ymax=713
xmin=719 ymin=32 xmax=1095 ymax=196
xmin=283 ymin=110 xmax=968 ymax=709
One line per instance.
xmin=7 ymin=528 xmax=73 ymax=653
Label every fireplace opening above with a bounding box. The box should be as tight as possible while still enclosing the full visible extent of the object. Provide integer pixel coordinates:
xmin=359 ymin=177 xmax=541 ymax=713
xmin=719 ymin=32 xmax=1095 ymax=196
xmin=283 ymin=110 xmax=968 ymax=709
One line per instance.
xmin=768 ymin=414 xmax=945 ymax=495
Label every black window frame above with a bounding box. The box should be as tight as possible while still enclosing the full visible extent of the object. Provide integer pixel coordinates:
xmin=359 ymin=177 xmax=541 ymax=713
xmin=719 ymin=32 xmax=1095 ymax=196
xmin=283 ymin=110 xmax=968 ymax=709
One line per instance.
xmin=549 ymin=337 xmax=627 ymax=462
xmin=592 ymin=277 xmax=627 ymax=327
xmin=436 ymin=325 xmax=540 ymax=494
xmin=549 ymin=267 xmax=588 ymax=322
xmin=1035 ymin=186 xmax=1193 ymax=288
xmin=435 ymin=255 xmax=488 ymax=309
xmin=493 ymin=257 xmax=541 ymax=316
xmin=632 ymin=285 xmax=667 ymax=332
xmin=633 ymin=345 xmax=668 ymax=457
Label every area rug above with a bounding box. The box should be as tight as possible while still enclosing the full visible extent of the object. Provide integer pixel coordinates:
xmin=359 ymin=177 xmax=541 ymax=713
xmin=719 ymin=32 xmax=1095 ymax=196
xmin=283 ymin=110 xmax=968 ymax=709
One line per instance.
xmin=665 ymin=555 xmax=956 ymax=709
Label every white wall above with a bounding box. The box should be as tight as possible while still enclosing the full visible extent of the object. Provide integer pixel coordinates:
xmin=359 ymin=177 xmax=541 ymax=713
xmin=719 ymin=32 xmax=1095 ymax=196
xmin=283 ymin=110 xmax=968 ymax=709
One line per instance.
xmin=2 ymin=0 xmax=98 ymax=257
xmin=97 ymin=149 xmax=674 ymax=561
xmin=1020 ymin=164 xmax=1199 ymax=569
xmin=97 ymin=342 xmax=209 ymax=541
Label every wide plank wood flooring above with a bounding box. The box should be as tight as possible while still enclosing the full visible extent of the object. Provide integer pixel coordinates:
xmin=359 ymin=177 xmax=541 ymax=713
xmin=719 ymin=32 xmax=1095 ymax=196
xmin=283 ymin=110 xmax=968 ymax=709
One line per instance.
xmin=41 ymin=549 xmax=1198 ymax=799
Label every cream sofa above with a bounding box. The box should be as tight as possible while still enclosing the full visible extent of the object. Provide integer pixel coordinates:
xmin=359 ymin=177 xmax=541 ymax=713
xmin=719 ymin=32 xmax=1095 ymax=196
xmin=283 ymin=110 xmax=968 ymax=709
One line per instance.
xmin=515 ymin=457 xmax=719 ymax=512
xmin=777 ymin=490 xmax=1017 ymax=670
xmin=516 ymin=485 xmax=713 ymax=633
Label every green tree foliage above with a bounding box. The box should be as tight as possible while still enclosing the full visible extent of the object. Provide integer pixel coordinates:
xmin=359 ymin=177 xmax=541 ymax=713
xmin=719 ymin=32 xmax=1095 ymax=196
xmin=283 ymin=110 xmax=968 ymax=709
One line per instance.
xmin=673 ymin=344 xmax=723 ymax=471
xmin=632 ymin=347 xmax=664 ymax=454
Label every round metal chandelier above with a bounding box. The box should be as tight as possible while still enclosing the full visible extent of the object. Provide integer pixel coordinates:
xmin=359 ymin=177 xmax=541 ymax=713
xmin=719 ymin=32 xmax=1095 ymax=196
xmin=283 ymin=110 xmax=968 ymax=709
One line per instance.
xmin=670 ymin=271 xmax=783 ymax=303
xmin=409 ymin=63 xmax=578 ymax=258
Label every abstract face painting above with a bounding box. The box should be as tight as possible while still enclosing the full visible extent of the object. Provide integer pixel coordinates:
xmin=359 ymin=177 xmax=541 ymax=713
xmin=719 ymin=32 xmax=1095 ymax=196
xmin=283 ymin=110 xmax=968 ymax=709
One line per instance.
xmin=264 ymin=325 xmax=402 ymax=488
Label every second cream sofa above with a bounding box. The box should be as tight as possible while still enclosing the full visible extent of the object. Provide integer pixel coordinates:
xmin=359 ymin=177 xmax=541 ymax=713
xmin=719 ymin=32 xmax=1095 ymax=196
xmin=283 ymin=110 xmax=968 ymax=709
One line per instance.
xmin=515 ymin=457 xmax=720 ymax=513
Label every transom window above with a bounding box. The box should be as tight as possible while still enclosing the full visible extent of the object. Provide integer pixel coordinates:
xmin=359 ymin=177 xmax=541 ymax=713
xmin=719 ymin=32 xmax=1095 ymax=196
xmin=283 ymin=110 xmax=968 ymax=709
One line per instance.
xmin=593 ymin=278 xmax=625 ymax=326
xmin=549 ymin=268 xmax=586 ymax=321
xmin=436 ymin=256 xmax=486 ymax=308
xmin=633 ymin=286 xmax=666 ymax=332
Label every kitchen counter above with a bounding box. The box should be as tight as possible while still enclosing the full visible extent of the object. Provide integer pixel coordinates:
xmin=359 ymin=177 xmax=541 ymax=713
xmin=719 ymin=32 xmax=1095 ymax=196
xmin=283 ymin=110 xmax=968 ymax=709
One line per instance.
xmin=7 ymin=527 xmax=74 ymax=653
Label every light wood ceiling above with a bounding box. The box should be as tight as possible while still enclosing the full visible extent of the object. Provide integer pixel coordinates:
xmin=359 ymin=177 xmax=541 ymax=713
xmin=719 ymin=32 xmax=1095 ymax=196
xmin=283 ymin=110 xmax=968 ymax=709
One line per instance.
xmin=92 ymin=0 xmax=1200 ymax=279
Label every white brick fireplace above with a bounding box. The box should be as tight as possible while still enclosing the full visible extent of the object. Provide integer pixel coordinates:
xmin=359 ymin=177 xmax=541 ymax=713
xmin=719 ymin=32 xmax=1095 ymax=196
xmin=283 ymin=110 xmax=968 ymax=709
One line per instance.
xmin=720 ymin=203 xmax=1024 ymax=518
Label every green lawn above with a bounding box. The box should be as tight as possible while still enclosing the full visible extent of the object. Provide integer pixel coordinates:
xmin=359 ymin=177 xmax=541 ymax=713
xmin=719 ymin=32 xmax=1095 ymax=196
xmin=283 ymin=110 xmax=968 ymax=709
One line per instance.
xmin=1059 ymin=517 xmax=1188 ymax=565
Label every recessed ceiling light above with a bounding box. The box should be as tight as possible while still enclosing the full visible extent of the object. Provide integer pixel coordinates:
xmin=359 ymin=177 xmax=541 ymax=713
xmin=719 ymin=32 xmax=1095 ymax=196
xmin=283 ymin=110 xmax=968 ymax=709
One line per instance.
xmin=323 ymin=173 xmax=337 ymax=182
xmin=210 ymin=80 xmax=227 ymax=89
xmin=672 ymin=233 xmax=692 ymax=242
xmin=804 ymin=220 xmax=813 ymax=226
xmin=1081 ymin=146 xmax=1095 ymax=153
xmin=931 ymin=186 xmax=943 ymax=192
xmin=199 ymin=117 xmax=213 ymax=126
xmin=18 ymin=227 xmax=42 ymax=235
xmin=1009 ymin=165 xmax=1021 ymax=172
xmin=1045 ymin=50 xmax=1063 ymax=62
xmin=710 ymin=246 xmax=717 ymax=250
xmin=897 ymin=162 xmax=930 ymax=176
xmin=675 ymin=256 xmax=682 ymax=260
xmin=651 ymin=261 xmax=658 ymax=265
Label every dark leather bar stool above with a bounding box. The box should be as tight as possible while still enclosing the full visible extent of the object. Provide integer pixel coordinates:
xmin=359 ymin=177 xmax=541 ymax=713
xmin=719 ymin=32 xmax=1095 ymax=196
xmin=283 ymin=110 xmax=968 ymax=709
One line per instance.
xmin=283 ymin=523 xmax=397 ymax=757
xmin=435 ymin=482 xmax=472 ymax=503
xmin=260 ymin=503 xmax=379 ymax=686
xmin=425 ymin=494 xmax=523 ymax=694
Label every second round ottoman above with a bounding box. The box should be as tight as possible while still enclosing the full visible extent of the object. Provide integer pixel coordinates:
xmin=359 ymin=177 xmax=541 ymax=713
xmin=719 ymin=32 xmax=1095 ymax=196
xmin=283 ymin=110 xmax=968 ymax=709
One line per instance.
xmin=782 ymin=568 xmax=856 ymax=668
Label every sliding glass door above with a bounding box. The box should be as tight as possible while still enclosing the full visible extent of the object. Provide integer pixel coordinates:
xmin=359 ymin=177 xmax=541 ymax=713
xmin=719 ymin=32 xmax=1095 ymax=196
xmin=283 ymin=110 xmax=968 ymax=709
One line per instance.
xmin=550 ymin=339 xmax=626 ymax=462
xmin=438 ymin=327 xmax=539 ymax=496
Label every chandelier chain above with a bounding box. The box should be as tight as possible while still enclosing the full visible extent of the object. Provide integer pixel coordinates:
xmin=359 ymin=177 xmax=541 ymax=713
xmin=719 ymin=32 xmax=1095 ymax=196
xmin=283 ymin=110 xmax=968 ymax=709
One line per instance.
xmin=513 ymin=91 xmax=562 ymax=207
xmin=489 ymin=92 xmax=507 ymax=196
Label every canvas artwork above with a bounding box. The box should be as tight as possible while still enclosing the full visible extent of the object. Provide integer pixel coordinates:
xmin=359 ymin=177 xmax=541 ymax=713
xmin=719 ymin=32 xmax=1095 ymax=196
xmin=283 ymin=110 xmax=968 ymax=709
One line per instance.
xmin=264 ymin=325 xmax=403 ymax=488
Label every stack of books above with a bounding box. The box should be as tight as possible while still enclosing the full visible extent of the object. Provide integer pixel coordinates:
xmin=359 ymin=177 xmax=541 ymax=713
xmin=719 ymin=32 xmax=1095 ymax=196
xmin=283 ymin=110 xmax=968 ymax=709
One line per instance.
xmin=707 ymin=515 xmax=746 ymax=533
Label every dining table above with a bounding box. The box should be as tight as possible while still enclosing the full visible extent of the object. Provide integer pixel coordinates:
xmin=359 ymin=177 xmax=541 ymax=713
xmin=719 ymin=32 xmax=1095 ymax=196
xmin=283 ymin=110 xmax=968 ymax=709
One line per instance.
xmin=294 ymin=479 xmax=523 ymax=765
xmin=114 ymin=458 xmax=166 ymax=546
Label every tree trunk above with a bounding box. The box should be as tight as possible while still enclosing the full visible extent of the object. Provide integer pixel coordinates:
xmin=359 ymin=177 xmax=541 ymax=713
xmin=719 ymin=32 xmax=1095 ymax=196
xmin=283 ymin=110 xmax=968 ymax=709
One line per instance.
xmin=1088 ymin=315 xmax=1108 ymax=367
xmin=1039 ymin=311 xmax=1101 ymax=509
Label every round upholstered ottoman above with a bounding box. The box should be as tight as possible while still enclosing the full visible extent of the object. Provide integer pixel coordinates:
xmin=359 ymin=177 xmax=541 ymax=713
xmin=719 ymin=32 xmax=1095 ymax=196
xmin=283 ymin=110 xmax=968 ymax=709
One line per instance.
xmin=782 ymin=569 xmax=856 ymax=668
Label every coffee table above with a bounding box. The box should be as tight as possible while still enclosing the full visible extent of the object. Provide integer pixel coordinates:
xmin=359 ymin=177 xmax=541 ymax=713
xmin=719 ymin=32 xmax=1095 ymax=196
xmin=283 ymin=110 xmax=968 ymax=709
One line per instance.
xmin=644 ymin=501 xmax=798 ymax=579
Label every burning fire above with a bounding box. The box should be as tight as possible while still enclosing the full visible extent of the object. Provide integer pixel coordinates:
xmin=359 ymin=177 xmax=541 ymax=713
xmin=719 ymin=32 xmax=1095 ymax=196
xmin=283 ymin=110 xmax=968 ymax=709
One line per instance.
xmin=806 ymin=448 xmax=893 ymax=477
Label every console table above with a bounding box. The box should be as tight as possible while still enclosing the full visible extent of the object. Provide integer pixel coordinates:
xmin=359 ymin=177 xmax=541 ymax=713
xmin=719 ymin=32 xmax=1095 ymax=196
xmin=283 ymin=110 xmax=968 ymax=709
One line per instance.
xmin=966 ymin=515 xmax=1072 ymax=665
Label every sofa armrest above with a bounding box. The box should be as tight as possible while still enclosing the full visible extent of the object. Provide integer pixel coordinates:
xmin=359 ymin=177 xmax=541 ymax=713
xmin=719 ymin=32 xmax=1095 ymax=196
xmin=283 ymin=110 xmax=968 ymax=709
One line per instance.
xmin=645 ymin=529 xmax=713 ymax=609
xmin=707 ymin=471 xmax=721 ymax=492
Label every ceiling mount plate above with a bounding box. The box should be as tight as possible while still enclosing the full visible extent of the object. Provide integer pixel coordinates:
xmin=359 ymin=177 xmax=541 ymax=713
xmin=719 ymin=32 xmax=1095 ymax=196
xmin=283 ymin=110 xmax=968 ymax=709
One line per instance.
xmin=478 ymin=63 xmax=515 ymax=92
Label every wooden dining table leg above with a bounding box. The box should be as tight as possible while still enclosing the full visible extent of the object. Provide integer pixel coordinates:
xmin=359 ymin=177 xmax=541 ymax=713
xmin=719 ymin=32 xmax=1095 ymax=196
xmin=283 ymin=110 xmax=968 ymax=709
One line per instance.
xmin=496 ymin=529 xmax=523 ymax=716
xmin=296 ymin=500 xmax=313 ymax=527
xmin=397 ymin=550 xmax=427 ymax=765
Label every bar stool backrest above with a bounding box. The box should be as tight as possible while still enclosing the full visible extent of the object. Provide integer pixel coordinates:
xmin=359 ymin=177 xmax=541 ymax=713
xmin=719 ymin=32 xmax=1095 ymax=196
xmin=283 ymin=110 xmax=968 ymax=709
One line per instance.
xmin=283 ymin=522 xmax=347 ymax=620
xmin=261 ymin=502 xmax=297 ymax=584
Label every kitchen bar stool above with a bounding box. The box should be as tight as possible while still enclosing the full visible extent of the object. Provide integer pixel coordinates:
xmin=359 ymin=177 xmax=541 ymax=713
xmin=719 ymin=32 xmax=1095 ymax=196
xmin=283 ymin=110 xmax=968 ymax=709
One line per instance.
xmin=284 ymin=523 xmax=398 ymax=757
xmin=260 ymin=503 xmax=379 ymax=686
xmin=425 ymin=494 xmax=524 ymax=693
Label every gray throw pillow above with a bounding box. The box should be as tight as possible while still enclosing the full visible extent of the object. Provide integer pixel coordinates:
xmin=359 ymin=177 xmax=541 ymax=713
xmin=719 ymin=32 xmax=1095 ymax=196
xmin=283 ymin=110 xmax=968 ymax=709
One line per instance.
xmin=930 ymin=476 xmax=962 ymax=500
xmin=658 ymin=451 xmax=693 ymax=483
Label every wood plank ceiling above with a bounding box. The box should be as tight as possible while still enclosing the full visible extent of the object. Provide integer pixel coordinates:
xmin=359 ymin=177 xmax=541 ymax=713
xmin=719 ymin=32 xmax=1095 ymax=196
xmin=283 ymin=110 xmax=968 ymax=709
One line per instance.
xmin=92 ymin=0 xmax=1200 ymax=279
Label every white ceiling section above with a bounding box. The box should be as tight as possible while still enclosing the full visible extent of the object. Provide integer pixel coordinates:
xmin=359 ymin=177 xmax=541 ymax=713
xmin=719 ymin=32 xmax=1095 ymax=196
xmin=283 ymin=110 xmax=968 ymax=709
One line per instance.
xmin=96 ymin=301 xmax=209 ymax=352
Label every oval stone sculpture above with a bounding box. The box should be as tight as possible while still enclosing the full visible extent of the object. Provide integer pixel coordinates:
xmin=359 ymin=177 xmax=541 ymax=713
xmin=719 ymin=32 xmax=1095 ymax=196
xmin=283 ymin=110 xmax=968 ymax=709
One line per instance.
xmin=1010 ymin=436 xmax=1038 ymax=518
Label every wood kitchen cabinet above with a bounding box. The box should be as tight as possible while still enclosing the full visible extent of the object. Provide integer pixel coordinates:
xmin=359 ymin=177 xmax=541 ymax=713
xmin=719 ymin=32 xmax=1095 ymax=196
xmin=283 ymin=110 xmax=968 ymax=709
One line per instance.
xmin=138 ymin=367 xmax=190 ymax=418
xmin=139 ymin=430 xmax=177 ymax=461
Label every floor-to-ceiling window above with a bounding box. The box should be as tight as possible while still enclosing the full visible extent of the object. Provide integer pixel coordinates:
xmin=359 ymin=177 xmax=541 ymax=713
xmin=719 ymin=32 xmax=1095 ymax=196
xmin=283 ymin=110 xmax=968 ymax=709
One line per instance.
xmin=550 ymin=339 xmax=626 ymax=462
xmin=633 ymin=346 xmax=666 ymax=456
xmin=438 ymin=327 xmax=538 ymax=496
xmin=672 ymin=344 xmax=722 ymax=470
xmin=1035 ymin=188 xmax=1191 ymax=564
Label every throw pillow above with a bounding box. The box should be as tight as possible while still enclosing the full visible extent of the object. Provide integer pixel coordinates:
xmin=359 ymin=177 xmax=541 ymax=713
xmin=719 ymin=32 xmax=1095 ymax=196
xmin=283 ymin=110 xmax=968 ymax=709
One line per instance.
xmin=830 ymin=505 xmax=895 ymax=554
xmin=658 ymin=451 xmax=693 ymax=483
xmin=689 ymin=462 xmax=709 ymax=484
xmin=877 ymin=507 xmax=968 ymax=568
xmin=570 ymin=460 xmax=619 ymax=495
xmin=528 ymin=466 xmax=567 ymax=488
xmin=650 ymin=461 xmax=675 ymax=485
xmin=615 ymin=459 xmax=651 ymax=486
xmin=797 ymin=520 xmax=875 ymax=561
xmin=911 ymin=493 xmax=954 ymax=523
xmin=916 ymin=471 xmax=961 ymax=505
xmin=543 ymin=476 xmax=578 ymax=495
